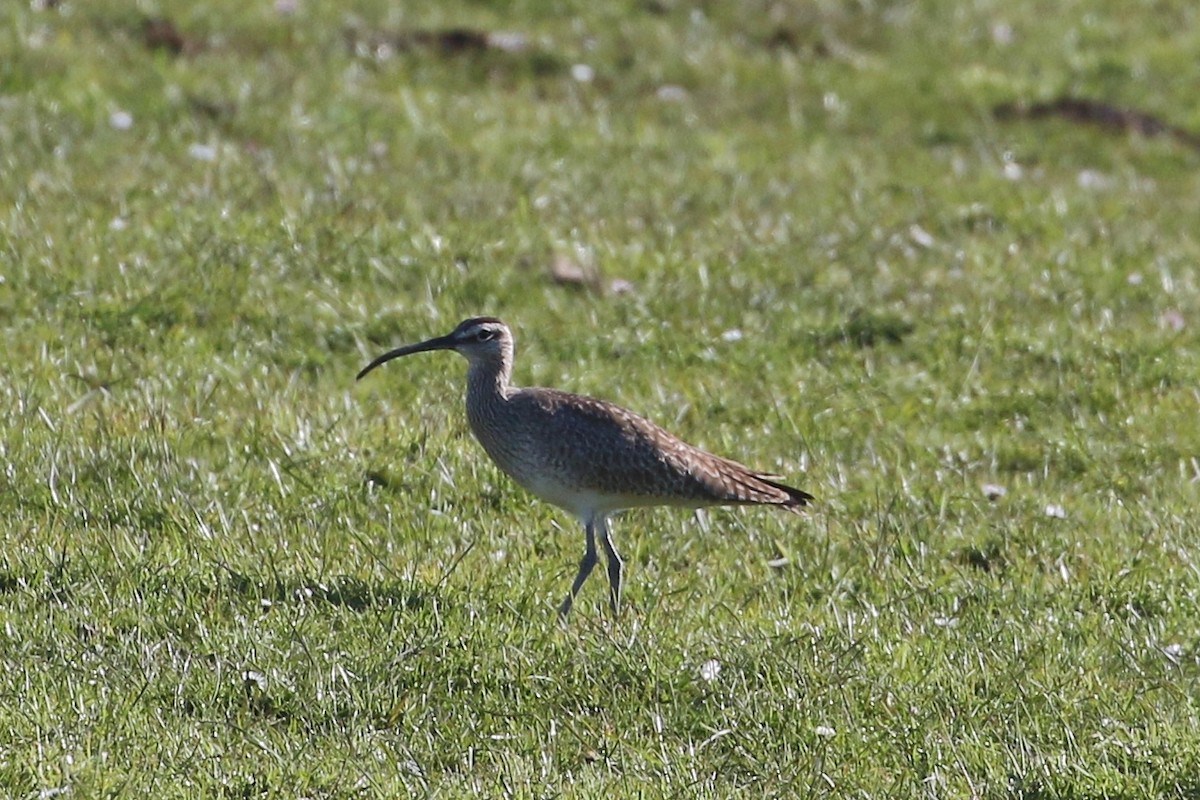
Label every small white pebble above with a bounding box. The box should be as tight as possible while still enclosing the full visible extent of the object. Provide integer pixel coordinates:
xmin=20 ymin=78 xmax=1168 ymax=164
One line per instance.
xmin=608 ymin=278 xmax=635 ymax=295
xmin=766 ymin=556 xmax=790 ymax=569
xmin=1127 ymin=272 xmax=1143 ymax=285
xmin=1045 ymin=504 xmax=1067 ymax=519
xmin=982 ymin=483 xmax=1006 ymax=501
xmin=570 ymin=63 xmax=595 ymax=83
xmin=488 ymin=31 xmax=528 ymax=53
xmin=699 ymin=659 xmax=721 ymax=682
xmin=242 ymin=670 xmax=268 ymax=690
xmin=909 ymin=224 xmax=934 ymax=248
xmin=1077 ymin=169 xmax=1111 ymax=190
xmin=656 ymin=84 xmax=688 ymax=102
xmin=1160 ymin=310 xmax=1185 ymax=332
xmin=109 ymin=216 xmax=128 ymax=231
xmin=720 ymin=328 xmax=743 ymax=343
xmin=1002 ymin=161 xmax=1023 ymax=181
xmin=815 ymin=725 xmax=836 ymax=738
xmin=260 ymin=598 xmax=273 ymax=610
xmin=109 ymin=110 xmax=133 ymax=130
xmin=188 ymin=142 xmax=218 ymax=162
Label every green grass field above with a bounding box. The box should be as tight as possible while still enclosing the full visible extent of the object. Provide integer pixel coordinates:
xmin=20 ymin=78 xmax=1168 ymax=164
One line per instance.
xmin=3 ymin=0 xmax=1200 ymax=796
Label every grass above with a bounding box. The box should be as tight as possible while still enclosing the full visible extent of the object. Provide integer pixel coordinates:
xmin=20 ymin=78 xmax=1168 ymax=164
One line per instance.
xmin=3 ymin=0 xmax=1200 ymax=795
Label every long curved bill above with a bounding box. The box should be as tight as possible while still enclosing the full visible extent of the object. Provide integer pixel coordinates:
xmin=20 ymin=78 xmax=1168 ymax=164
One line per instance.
xmin=356 ymin=333 xmax=456 ymax=381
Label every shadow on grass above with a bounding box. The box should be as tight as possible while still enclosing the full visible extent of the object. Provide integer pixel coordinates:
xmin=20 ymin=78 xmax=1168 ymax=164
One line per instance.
xmin=344 ymin=25 xmax=566 ymax=77
xmin=219 ymin=567 xmax=429 ymax=613
xmin=995 ymin=96 xmax=1200 ymax=152
xmin=813 ymin=309 xmax=914 ymax=348
xmin=0 ymin=571 xmax=24 ymax=595
xmin=0 ymin=563 xmax=434 ymax=612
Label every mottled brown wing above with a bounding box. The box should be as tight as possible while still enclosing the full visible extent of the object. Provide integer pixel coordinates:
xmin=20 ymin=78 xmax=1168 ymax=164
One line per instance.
xmin=523 ymin=388 xmax=812 ymax=509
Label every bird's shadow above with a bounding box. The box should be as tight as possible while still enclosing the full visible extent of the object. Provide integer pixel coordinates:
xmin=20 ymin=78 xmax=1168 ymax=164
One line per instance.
xmin=218 ymin=566 xmax=429 ymax=613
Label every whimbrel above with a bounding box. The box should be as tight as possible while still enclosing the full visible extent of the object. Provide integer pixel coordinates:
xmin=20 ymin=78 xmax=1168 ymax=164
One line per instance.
xmin=357 ymin=317 xmax=812 ymax=617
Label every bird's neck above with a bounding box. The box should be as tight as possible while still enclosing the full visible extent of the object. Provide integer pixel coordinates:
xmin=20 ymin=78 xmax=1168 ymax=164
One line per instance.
xmin=466 ymin=356 xmax=514 ymax=407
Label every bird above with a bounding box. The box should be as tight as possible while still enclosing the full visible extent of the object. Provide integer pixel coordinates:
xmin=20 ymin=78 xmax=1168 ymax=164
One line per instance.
xmin=356 ymin=316 xmax=812 ymax=617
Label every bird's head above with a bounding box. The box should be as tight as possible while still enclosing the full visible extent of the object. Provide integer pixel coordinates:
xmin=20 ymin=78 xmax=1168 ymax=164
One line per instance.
xmin=357 ymin=317 xmax=513 ymax=380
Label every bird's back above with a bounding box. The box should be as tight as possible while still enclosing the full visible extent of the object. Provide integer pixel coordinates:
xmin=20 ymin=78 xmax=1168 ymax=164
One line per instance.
xmin=466 ymin=386 xmax=811 ymax=517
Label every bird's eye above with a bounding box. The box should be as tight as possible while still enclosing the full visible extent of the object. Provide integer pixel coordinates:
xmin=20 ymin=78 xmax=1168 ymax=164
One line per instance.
xmin=475 ymin=329 xmax=495 ymax=342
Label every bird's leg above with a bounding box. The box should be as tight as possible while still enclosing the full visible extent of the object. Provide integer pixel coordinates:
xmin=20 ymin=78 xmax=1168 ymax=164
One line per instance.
xmin=558 ymin=518 xmax=598 ymax=618
xmin=598 ymin=515 xmax=624 ymax=616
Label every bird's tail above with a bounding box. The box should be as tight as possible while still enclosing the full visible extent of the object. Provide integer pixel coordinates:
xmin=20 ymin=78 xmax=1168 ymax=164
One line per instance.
xmin=710 ymin=454 xmax=813 ymax=511
xmin=752 ymin=472 xmax=814 ymax=511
